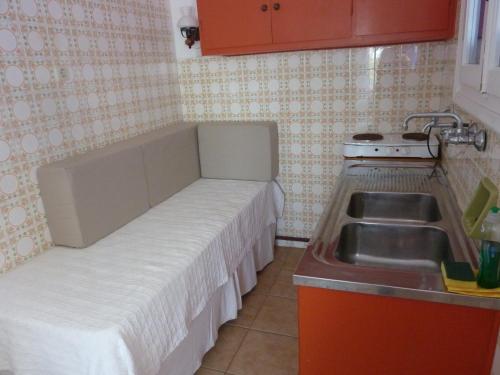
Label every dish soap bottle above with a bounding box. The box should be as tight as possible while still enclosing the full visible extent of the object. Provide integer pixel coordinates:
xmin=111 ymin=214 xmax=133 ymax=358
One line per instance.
xmin=477 ymin=206 xmax=500 ymax=289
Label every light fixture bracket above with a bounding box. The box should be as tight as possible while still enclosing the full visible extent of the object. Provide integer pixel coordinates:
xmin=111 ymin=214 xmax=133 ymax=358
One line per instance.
xmin=180 ymin=26 xmax=200 ymax=49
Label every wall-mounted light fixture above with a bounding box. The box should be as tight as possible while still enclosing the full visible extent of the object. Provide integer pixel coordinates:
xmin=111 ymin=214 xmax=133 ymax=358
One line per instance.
xmin=177 ymin=6 xmax=199 ymax=49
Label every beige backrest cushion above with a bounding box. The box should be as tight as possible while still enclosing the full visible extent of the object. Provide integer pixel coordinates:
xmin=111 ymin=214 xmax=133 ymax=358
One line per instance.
xmin=38 ymin=139 xmax=150 ymax=248
xmin=197 ymin=121 xmax=279 ymax=181
xmin=38 ymin=121 xmax=277 ymax=248
xmin=141 ymin=123 xmax=201 ymax=207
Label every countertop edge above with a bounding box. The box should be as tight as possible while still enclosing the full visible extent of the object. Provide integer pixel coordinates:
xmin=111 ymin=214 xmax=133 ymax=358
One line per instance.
xmin=293 ymin=274 xmax=500 ymax=311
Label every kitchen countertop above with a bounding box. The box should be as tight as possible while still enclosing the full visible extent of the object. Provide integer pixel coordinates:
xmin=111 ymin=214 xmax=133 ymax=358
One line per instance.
xmin=293 ymin=160 xmax=500 ymax=311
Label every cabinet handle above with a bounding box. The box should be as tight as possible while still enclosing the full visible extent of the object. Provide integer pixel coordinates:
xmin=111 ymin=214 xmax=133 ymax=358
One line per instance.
xmin=273 ymin=2 xmax=280 ymax=10
xmin=260 ymin=4 xmax=268 ymax=11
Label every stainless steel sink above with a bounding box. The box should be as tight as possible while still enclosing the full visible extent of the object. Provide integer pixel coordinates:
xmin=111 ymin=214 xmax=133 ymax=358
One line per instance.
xmin=335 ymin=223 xmax=453 ymax=272
xmin=295 ymin=161 xmax=496 ymax=310
xmin=347 ymin=192 xmax=441 ymax=222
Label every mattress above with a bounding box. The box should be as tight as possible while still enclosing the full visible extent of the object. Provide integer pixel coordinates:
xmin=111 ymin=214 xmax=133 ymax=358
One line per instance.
xmin=0 ymin=179 xmax=281 ymax=375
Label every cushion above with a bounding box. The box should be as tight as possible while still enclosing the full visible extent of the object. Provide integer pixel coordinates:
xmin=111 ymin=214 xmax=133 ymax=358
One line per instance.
xmin=37 ymin=140 xmax=150 ymax=248
xmin=141 ymin=123 xmax=201 ymax=207
xmin=197 ymin=121 xmax=279 ymax=181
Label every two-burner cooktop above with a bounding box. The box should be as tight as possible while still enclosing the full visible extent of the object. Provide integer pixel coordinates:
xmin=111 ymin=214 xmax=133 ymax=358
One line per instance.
xmin=343 ymin=132 xmax=439 ymax=158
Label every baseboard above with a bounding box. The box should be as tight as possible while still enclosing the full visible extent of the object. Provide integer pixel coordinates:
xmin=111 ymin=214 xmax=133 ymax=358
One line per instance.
xmin=275 ymin=235 xmax=309 ymax=243
xmin=275 ymin=235 xmax=309 ymax=249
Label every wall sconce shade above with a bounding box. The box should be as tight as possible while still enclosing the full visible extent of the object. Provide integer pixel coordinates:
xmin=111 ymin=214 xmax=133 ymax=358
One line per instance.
xmin=177 ymin=6 xmax=200 ymax=49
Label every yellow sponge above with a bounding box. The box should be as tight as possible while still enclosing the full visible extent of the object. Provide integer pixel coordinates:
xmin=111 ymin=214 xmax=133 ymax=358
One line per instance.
xmin=441 ymin=263 xmax=500 ymax=298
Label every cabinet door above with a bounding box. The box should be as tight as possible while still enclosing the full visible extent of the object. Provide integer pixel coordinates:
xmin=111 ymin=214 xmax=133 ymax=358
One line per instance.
xmin=354 ymin=0 xmax=454 ymax=37
xmin=271 ymin=0 xmax=352 ymax=44
xmin=198 ymin=0 xmax=273 ymax=52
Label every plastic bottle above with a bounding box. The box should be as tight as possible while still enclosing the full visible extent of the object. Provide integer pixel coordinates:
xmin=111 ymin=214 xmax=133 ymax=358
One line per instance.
xmin=477 ymin=206 xmax=500 ymax=289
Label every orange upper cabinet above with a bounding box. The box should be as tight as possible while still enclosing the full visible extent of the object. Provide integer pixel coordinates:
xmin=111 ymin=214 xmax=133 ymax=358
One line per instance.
xmin=197 ymin=0 xmax=273 ymax=51
xmin=353 ymin=0 xmax=456 ymax=44
xmin=197 ymin=0 xmax=457 ymax=56
xmin=271 ymin=0 xmax=352 ymax=44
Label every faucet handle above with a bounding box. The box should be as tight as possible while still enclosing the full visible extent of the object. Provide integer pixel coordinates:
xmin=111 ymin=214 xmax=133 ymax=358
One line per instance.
xmin=468 ymin=123 xmax=487 ymax=151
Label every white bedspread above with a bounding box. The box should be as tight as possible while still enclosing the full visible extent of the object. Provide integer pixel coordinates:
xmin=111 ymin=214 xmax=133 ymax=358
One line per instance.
xmin=0 ymin=179 xmax=281 ymax=375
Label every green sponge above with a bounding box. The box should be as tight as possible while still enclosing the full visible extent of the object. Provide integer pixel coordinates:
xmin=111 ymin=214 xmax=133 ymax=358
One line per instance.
xmin=443 ymin=261 xmax=476 ymax=282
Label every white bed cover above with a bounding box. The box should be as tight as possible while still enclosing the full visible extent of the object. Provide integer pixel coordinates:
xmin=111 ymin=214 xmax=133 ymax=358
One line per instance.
xmin=0 ymin=179 xmax=281 ymax=375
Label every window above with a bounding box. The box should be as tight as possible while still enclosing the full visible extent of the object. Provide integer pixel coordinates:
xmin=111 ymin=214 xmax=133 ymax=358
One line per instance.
xmin=455 ymin=0 xmax=500 ymax=128
xmin=465 ymin=0 xmax=487 ymax=65
xmin=483 ymin=0 xmax=500 ymax=97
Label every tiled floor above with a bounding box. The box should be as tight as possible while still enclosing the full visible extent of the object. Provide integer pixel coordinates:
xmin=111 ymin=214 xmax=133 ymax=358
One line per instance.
xmin=195 ymin=247 xmax=305 ymax=375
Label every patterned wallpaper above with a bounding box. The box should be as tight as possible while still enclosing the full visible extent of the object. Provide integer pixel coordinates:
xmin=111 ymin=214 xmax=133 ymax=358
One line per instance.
xmin=444 ymin=109 xmax=500 ymax=375
xmin=442 ymin=109 xmax=500 ymax=212
xmin=178 ymin=42 xmax=456 ymax=239
xmin=0 ymin=0 xmax=182 ymax=273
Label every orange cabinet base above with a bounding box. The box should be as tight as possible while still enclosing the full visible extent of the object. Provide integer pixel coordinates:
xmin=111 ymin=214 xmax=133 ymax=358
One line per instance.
xmin=298 ymin=286 xmax=499 ymax=375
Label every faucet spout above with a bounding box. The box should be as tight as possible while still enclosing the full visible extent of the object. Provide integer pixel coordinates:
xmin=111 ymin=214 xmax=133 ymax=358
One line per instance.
xmin=402 ymin=112 xmax=464 ymax=131
xmin=422 ymin=122 xmax=456 ymax=133
xmin=400 ymin=110 xmax=486 ymax=152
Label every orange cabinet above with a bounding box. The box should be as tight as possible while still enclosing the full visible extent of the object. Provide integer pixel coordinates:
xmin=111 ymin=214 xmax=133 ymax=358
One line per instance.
xmin=298 ymin=286 xmax=499 ymax=375
xmin=271 ymin=0 xmax=352 ymax=45
xmin=353 ymin=0 xmax=456 ymax=45
xmin=197 ymin=0 xmax=273 ymax=50
xmin=197 ymin=0 xmax=457 ymax=56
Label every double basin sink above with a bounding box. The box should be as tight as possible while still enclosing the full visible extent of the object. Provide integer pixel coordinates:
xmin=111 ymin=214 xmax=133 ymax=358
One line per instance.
xmin=337 ymin=192 xmax=451 ymax=273
xmin=308 ymin=161 xmax=476 ymax=277
xmin=295 ymin=161 xmax=497 ymax=309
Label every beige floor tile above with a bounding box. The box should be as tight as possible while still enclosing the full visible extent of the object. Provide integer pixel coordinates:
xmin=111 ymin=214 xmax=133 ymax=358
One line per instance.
xmin=251 ymin=296 xmax=298 ymax=337
xmin=195 ymin=368 xmax=224 ymax=375
xmin=254 ymin=262 xmax=281 ymax=294
xmin=228 ymin=291 xmax=267 ymax=328
xmin=282 ymin=248 xmax=305 ymax=271
xmin=275 ymin=268 xmax=295 ymax=284
xmin=227 ymin=331 xmax=298 ymax=375
xmin=269 ymin=269 xmax=297 ymax=299
xmin=253 ymin=276 xmax=275 ymax=295
xmin=273 ymin=247 xmax=288 ymax=265
xmin=202 ymin=325 xmax=248 ymax=371
xmin=259 ymin=261 xmax=282 ymax=280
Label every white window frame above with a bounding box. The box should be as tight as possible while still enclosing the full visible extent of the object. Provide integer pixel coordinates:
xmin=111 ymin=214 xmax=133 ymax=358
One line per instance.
xmin=483 ymin=0 xmax=500 ymax=96
xmin=454 ymin=0 xmax=500 ymax=130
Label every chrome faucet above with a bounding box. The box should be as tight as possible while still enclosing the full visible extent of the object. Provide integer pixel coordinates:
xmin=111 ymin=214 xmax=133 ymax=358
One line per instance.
xmin=402 ymin=111 xmax=464 ymax=131
xmin=401 ymin=110 xmax=487 ymax=151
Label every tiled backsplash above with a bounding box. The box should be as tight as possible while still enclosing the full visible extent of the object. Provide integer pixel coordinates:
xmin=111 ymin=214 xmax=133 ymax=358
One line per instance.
xmin=0 ymin=0 xmax=182 ymax=273
xmin=442 ymin=108 xmax=500 ymax=212
xmin=178 ymin=42 xmax=457 ymax=239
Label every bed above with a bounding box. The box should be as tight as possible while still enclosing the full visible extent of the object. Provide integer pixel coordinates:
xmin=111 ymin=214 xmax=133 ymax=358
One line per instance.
xmin=0 ymin=121 xmax=282 ymax=375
